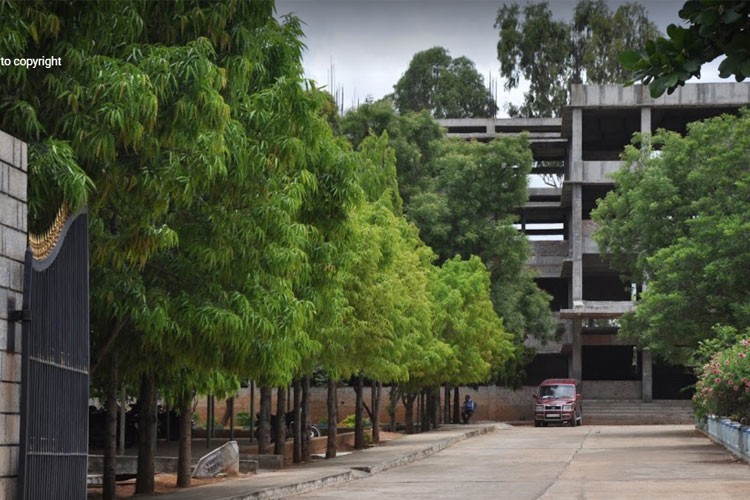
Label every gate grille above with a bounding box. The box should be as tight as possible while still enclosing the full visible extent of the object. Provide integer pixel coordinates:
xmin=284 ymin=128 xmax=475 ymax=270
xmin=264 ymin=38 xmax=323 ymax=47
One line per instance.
xmin=18 ymin=209 xmax=89 ymax=500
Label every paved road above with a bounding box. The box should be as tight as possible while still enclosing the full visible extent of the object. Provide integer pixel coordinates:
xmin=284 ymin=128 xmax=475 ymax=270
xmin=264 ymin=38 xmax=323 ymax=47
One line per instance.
xmin=294 ymin=425 xmax=750 ymax=499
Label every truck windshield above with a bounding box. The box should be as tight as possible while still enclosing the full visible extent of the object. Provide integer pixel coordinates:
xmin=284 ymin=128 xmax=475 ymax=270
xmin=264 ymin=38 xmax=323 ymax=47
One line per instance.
xmin=540 ymin=385 xmax=575 ymax=399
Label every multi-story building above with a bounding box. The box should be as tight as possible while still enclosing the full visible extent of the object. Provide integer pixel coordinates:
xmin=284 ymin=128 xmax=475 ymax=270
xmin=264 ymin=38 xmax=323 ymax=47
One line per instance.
xmin=440 ymin=83 xmax=750 ymax=404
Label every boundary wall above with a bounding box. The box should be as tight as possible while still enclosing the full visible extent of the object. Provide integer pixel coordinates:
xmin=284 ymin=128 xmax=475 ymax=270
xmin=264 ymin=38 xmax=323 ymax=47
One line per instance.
xmin=698 ymin=416 xmax=750 ymax=465
xmin=0 ymin=130 xmax=27 ymax=499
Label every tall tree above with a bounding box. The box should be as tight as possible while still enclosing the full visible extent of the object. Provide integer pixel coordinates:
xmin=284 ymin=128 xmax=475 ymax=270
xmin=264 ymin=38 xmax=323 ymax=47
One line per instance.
xmin=1 ymin=0 xmax=359 ymax=493
xmin=432 ymin=256 xmax=514 ymax=389
xmin=592 ymin=110 xmax=750 ymax=363
xmin=393 ymin=47 xmax=498 ymax=118
xmin=340 ymin=99 xmax=443 ymax=205
xmin=495 ymin=0 xmax=660 ymax=117
xmin=407 ymin=137 xmax=555 ymax=383
xmin=620 ymin=0 xmax=750 ymax=97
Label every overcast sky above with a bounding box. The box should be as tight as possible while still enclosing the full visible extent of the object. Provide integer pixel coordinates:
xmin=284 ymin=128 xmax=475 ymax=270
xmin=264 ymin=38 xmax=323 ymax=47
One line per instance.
xmin=275 ymin=0 xmax=723 ymax=115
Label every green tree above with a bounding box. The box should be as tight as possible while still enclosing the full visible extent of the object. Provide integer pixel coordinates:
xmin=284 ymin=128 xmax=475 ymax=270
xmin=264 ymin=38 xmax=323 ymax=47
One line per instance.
xmin=407 ymin=137 xmax=556 ymax=375
xmin=432 ymin=256 xmax=514 ymax=388
xmin=340 ymin=99 xmax=444 ymax=204
xmin=592 ymin=111 xmax=750 ymax=363
xmin=495 ymin=0 xmax=660 ymax=117
xmin=1 ymin=0 xmax=359 ymax=493
xmin=393 ymin=46 xmax=497 ymax=118
xmin=621 ymin=1 xmax=750 ymax=97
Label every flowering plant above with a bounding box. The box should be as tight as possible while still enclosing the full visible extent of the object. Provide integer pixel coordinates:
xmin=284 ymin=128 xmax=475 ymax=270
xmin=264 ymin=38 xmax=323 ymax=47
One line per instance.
xmin=693 ymin=337 xmax=750 ymax=422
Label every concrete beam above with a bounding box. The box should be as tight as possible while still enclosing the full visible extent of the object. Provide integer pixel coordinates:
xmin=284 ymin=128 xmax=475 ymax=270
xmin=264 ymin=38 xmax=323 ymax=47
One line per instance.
xmin=559 ymin=300 xmax=635 ymax=319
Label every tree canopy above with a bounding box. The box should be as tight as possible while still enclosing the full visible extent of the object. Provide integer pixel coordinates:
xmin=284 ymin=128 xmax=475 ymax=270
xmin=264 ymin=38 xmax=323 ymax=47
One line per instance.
xmin=592 ymin=110 xmax=750 ymax=363
xmin=495 ymin=0 xmax=660 ymax=117
xmin=620 ymin=0 xmax=750 ymax=97
xmin=392 ymin=47 xmax=497 ymax=118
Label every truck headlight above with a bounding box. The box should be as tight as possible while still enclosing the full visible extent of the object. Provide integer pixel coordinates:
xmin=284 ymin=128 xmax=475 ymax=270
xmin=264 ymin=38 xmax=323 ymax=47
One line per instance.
xmin=535 ymin=405 xmax=544 ymax=412
xmin=562 ymin=405 xmax=572 ymax=411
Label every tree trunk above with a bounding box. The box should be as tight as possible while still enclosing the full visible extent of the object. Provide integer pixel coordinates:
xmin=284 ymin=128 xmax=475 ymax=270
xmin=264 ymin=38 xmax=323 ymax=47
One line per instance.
xmin=135 ymin=372 xmax=157 ymax=494
xmin=301 ymin=376 xmax=311 ymax=462
xmin=227 ymin=396 xmax=235 ymax=441
xmin=453 ymin=387 xmax=460 ymax=424
xmin=388 ymin=385 xmax=400 ymax=432
xmin=176 ymin=389 xmax=193 ymax=488
xmin=419 ymin=391 xmax=426 ymax=432
xmin=403 ymin=392 xmax=417 ymax=434
xmin=258 ymin=386 xmax=272 ymax=454
xmin=444 ymin=386 xmax=451 ymax=424
xmin=326 ymin=378 xmax=338 ymax=458
xmin=371 ymin=381 xmax=381 ymax=443
xmin=293 ymin=379 xmax=302 ymax=464
xmin=354 ymin=374 xmax=365 ymax=449
xmin=274 ymin=386 xmax=286 ymax=455
xmin=430 ymin=387 xmax=439 ymax=429
xmin=102 ymin=356 xmax=117 ymax=500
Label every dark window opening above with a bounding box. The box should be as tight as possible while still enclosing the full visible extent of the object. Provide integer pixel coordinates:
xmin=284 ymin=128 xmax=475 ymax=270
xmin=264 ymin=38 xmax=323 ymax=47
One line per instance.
xmin=582 ymin=185 xmax=612 ymax=220
xmin=653 ymin=360 xmax=696 ymax=400
xmin=582 ymin=275 xmax=631 ymax=301
xmin=536 ymin=278 xmax=569 ymax=311
xmin=582 ymin=346 xmax=640 ymax=381
xmin=582 ymin=109 xmax=640 ymax=161
xmin=524 ymin=354 xmax=569 ymax=386
xmin=651 ymin=107 xmax=741 ymax=136
xmin=446 ymin=126 xmax=486 ymax=134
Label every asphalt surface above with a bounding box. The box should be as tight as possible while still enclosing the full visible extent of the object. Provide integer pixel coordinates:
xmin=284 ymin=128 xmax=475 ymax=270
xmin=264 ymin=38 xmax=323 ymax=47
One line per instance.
xmin=135 ymin=423 xmax=750 ymax=500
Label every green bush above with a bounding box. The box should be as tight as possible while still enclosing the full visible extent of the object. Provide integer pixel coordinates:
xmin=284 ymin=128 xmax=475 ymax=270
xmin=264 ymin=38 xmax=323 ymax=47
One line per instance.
xmin=236 ymin=412 xmax=253 ymax=427
xmin=694 ymin=336 xmax=750 ymax=422
xmin=339 ymin=414 xmax=370 ymax=429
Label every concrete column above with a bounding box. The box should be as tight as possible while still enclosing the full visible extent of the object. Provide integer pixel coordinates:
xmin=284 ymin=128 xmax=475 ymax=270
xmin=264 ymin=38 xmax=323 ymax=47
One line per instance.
xmin=641 ymin=107 xmax=651 ymax=134
xmin=569 ymin=108 xmax=584 ymax=382
xmin=569 ymin=108 xmax=583 ymax=300
xmin=641 ymin=349 xmax=653 ymax=402
xmin=571 ymin=320 xmax=583 ymax=381
xmin=0 ymin=129 xmax=27 ymax=499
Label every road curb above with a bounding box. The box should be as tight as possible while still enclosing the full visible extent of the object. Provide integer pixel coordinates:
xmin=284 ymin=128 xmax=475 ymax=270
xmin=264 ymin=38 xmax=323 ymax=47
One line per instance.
xmin=227 ymin=470 xmax=361 ymax=500
xmin=351 ymin=425 xmax=497 ymax=474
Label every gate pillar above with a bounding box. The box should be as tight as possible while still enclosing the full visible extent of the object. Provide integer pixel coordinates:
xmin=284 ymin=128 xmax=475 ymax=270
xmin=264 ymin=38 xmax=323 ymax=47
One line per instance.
xmin=0 ymin=130 xmax=28 ymax=499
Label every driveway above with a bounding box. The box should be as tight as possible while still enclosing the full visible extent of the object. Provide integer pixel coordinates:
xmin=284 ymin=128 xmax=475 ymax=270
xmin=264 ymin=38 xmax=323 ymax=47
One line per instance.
xmin=295 ymin=425 xmax=750 ymax=499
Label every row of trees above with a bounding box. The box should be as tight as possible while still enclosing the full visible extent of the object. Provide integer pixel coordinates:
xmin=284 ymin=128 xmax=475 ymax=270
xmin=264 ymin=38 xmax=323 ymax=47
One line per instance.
xmin=0 ymin=1 xmax=539 ymax=497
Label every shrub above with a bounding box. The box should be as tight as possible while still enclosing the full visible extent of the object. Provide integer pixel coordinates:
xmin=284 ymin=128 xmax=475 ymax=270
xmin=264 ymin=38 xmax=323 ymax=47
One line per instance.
xmin=693 ymin=337 xmax=750 ymax=422
xmin=236 ymin=412 xmax=253 ymax=427
xmin=339 ymin=414 xmax=370 ymax=429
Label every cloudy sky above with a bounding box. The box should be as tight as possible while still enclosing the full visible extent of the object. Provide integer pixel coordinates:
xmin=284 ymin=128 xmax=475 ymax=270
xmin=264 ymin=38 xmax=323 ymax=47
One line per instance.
xmin=274 ymin=0 xmax=722 ymax=115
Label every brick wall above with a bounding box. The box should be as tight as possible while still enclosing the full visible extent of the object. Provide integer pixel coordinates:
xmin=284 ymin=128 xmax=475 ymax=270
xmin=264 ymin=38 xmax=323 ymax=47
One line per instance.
xmin=0 ymin=130 xmax=27 ymax=499
xmin=194 ymin=385 xmax=540 ymax=428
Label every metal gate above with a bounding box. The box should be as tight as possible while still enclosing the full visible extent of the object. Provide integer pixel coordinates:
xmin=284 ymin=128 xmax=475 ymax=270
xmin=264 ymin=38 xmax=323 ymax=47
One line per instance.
xmin=17 ymin=208 xmax=89 ymax=500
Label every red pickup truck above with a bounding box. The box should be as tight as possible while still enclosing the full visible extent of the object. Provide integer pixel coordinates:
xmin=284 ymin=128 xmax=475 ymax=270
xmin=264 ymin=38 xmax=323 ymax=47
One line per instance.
xmin=533 ymin=378 xmax=583 ymax=427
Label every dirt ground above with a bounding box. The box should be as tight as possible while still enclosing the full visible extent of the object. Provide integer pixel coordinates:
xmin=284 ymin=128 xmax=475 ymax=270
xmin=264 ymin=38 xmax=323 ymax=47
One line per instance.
xmin=87 ymin=431 xmax=402 ymax=499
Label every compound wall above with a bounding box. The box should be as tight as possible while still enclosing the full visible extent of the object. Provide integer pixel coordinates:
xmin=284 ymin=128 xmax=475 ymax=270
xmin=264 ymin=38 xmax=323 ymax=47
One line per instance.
xmin=0 ymin=130 xmax=27 ymax=499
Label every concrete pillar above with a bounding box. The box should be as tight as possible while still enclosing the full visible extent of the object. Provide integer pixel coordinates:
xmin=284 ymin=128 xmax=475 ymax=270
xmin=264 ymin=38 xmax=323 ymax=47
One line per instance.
xmin=570 ymin=108 xmax=583 ymax=302
xmin=571 ymin=320 xmax=583 ymax=381
xmin=569 ymin=108 xmax=584 ymax=382
xmin=641 ymin=349 xmax=653 ymax=402
xmin=641 ymin=106 xmax=651 ymax=134
xmin=0 ymin=130 xmax=27 ymax=499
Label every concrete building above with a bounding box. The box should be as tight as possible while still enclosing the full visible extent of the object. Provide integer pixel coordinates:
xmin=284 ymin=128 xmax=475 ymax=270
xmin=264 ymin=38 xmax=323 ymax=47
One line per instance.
xmin=439 ymin=82 xmax=750 ymax=402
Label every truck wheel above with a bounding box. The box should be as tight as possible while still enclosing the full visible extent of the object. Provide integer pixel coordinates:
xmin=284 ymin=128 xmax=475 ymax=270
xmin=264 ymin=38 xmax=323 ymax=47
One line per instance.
xmin=534 ymin=420 xmax=541 ymax=427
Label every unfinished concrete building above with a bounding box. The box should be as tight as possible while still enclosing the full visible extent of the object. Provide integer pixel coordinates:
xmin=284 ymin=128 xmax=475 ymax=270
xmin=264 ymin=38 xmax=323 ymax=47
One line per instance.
xmin=439 ymin=83 xmax=750 ymax=406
